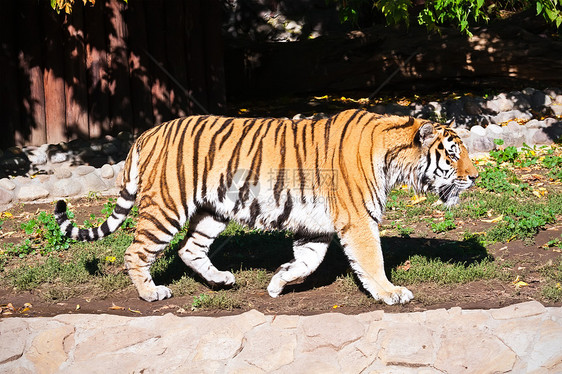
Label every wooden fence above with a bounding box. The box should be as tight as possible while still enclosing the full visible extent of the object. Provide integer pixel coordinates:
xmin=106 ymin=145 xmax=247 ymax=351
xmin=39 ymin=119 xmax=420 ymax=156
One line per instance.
xmin=0 ymin=0 xmax=226 ymax=148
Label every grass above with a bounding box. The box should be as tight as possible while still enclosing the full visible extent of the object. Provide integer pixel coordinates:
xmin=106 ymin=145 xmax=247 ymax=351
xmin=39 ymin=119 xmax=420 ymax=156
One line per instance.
xmin=0 ymin=143 xmax=560 ymax=308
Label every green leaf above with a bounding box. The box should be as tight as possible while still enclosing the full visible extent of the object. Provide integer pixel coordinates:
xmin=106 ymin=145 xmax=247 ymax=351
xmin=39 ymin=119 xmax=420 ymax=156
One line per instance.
xmin=536 ymin=1 xmax=543 ymax=15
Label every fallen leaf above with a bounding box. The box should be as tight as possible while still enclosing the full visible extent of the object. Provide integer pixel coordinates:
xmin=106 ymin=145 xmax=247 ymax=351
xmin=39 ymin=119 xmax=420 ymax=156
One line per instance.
xmin=76 ymin=304 xmax=81 ymax=310
xmin=481 ymin=215 xmax=503 ymax=223
xmin=332 ymin=305 xmax=339 ymax=309
xmin=109 ymin=303 xmax=125 ymax=310
xmin=397 ymin=260 xmax=411 ymax=271
xmin=512 ymin=276 xmax=529 ymax=289
xmin=409 ymin=195 xmax=427 ymax=205
xmin=128 ymin=308 xmax=142 ymax=314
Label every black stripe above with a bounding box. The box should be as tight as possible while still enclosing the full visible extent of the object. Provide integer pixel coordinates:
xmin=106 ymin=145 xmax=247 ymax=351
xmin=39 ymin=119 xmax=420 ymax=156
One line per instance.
xmin=120 ymin=188 xmax=136 ymax=202
xmin=382 ymin=117 xmax=415 ymax=132
xmin=114 ymin=204 xmax=130 ymax=216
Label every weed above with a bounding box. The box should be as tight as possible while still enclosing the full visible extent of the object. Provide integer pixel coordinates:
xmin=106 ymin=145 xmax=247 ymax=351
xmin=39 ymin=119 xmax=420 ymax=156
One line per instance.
xmin=169 ymin=275 xmax=200 ymax=297
xmin=234 ymin=269 xmax=270 ymax=290
xmin=540 ymin=259 xmax=562 ymax=302
xmin=431 ymin=211 xmax=456 ymax=233
xmin=490 ymin=139 xmax=519 ymax=164
xmin=477 ymin=165 xmax=526 ymax=194
xmin=487 ymin=207 xmax=556 ymax=242
xmin=191 ymin=291 xmax=240 ymax=310
xmin=391 ymin=255 xmax=504 ymax=285
xmin=18 ymin=211 xmax=75 ymax=255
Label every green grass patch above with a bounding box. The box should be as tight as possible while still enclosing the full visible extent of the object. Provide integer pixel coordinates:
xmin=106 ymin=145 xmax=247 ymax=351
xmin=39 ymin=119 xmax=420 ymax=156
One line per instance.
xmin=190 ymin=290 xmax=241 ymax=311
xmin=540 ymin=259 xmax=562 ymax=302
xmin=391 ymin=255 xmax=505 ymax=285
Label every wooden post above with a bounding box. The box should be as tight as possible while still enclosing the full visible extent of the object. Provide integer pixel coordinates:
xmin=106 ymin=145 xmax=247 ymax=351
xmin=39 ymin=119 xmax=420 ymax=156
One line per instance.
xmin=145 ymin=0 xmax=172 ymax=124
xmin=84 ymin=0 xmax=111 ymax=139
xmin=185 ymin=0 xmax=208 ymax=115
xmin=0 ymin=0 xmax=20 ymax=149
xmin=203 ymin=0 xmax=226 ymax=114
xmin=105 ymin=0 xmax=133 ymax=134
xmin=63 ymin=4 xmax=90 ymax=140
xmin=17 ymin=0 xmax=47 ymax=146
xmin=165 ymin=0 xmax=189 ymax=118
xmin=42 ymin=1 xmax=67 ymax=144
xmin=125 ymin=0 xmax=154 ymax=135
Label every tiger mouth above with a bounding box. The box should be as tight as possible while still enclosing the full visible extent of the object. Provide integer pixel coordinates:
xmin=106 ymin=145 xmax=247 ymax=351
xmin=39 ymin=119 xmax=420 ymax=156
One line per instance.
xmin=438 ymin=184 xmax=460 ymax=207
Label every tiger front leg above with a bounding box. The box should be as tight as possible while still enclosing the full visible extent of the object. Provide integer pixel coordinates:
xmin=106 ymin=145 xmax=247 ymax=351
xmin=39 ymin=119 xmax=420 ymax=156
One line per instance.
xmin=339 ymin=221 xmax=413 ymax=305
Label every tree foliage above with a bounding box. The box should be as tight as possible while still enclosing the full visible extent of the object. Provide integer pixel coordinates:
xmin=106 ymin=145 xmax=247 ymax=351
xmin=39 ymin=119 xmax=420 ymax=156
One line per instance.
xmin=337 ymin=0 xmax=562 ymax=34
xmin=50 ymin=0 xmax=127 ymax=14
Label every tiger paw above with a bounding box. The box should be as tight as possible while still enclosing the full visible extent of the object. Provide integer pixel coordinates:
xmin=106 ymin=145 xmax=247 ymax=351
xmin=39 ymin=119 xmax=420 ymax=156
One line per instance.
xmin=207 ymin=271 xmax=236 ymax=287
xmin=379 ymin=286 xmax=414 ymax=305
xmin=266 ymin=274 xmax=285 ymax=298
xmin=138 ymin=285 xmax=172 ymax=302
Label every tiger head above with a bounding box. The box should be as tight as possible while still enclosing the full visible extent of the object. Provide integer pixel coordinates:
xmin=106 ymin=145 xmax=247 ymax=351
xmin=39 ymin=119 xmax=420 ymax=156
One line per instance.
xmin=416 ymin=121 xmax=478 ymax=207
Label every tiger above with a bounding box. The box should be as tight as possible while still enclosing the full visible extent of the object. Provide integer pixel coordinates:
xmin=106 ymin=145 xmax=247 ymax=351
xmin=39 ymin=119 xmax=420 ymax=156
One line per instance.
xmin=54 ymin=109 xmax=478 ymax=305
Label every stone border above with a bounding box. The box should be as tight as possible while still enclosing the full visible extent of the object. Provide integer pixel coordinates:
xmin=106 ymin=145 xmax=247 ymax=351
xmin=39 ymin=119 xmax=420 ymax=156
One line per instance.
xmin=0 ymin=301 xmax=560 ymax=373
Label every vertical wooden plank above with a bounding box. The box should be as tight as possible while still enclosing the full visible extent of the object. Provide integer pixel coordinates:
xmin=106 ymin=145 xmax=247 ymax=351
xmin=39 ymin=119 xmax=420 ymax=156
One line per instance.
xmin=203 ymin=0 xmax=226 ymax=114
xmin=145 ymin=0 xmax=172 ymax=124
xmin=185 ymin=0 xmax=208 ymax=115
xmin=63 ymin=3 xmax=90 ymax=140
xmin=0 ymin=0 xmax=20 ymax=149
xmin=164 ymin=0 xmax=189 ymax=118
xmin=84 ymin=0 xmax=111 ymax=139
xmin=17 ymin=0 xmax=47 ymax=146
xmin=105 ymin=0 xmax=133 ymax=134
xmin=125 ymin=0 xmax=154 ymax=135
xmin=42 ymin=1 xmax=67 ymax=144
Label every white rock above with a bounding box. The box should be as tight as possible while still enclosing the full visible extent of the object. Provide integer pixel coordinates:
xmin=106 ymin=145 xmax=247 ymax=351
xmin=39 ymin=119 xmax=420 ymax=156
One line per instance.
xmin=52 ymin=179 xmax=82 ymax=197
xmin=0 ymin=187 xmax=13 ymax=205
xmin=100 ymin=164 xmax=114 ymax=179
xmin=0 ymin=178 xmax=16 ymax=190
xmin=470 ymin=125 xmax=486 ymax=137
xmin=80 ymin=173 xmax=107 ymax=193
xmin=75 ymin=165 xmax=96 ymax=176
xmin=485 ymin=124 xmax=503 ymax=139
xmin=16 ymin=185 xmax=49 ymax=201
xmin=54 ymin=168 xmax=72 ymax=180
xmin=50 ymin=152 xmax=68 ymax=163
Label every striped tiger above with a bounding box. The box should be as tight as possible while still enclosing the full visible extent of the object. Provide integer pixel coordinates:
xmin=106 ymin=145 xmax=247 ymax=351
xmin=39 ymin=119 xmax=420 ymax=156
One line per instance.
xmin=54 ymin=109 xmax=478 ymax=305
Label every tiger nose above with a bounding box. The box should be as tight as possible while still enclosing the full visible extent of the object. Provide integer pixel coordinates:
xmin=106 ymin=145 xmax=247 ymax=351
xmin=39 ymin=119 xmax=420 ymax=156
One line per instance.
xmin=468 ymin=173 xmax=479 ymax=183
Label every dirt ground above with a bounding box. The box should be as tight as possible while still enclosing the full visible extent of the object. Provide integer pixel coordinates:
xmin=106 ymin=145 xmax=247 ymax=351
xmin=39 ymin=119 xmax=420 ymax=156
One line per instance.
xmin=1 ymin=196 xmax=561 ymax=318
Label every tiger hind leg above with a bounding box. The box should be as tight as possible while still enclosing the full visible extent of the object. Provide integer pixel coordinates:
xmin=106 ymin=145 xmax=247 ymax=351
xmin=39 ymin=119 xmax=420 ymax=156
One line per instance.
xmin=125 ymin=240 xmax=172 ymax=302
xmin=267 ymin=234 xmax=332 ymax=298
xmin=125 ymin=214 xmax=180 ymax=302
xmin=178 ymin=212 xmax=235 ymax=287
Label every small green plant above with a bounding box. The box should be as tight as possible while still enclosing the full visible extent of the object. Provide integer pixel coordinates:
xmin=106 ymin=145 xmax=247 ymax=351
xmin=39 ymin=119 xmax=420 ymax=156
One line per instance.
xmin=190 ymin=291 xmax=240 ymax=310
xmin=19 ymin=211 xmax=75 ymax=255
xmin=540 ymin=259 xmax=562 ymax=302
xmin=477 ymin=166 xmax=526 ymax=194
xmin=488 ymin=208 xmax=556 ymax=242
xmin=431 ymin=211 xmax=456 ymax=233
xmin=396 ymin=223 xmax=414 ymax=238
xmin=490 ymin=139 xmax=519 ymax=164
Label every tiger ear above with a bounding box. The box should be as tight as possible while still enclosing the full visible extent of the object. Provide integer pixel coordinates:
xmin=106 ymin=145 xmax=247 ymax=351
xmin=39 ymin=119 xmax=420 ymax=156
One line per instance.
xmin=418 ymin=122 xmax=435 ymax=147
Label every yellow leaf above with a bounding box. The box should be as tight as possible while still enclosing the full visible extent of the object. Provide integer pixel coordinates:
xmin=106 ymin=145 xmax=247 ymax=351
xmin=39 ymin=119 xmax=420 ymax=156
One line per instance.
xmin=128 ymin=308 xmax=142 ymax=314
xmin=409 ymin=195 xmax=427 ymax=205
xmin=76 ymin=304 xmax=81 ymax=310
xmin=332 ymin=305 xmax=339 ymax=309
xmin=514 ymin=281 xmax=529 ymax=289
xmin=481 ymin=215 xmax=503 ymax=223
xmin=109 ymin=303 xmax=125 ymax=310
xmin=512 ymin=276 xmax=529 ymax=289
